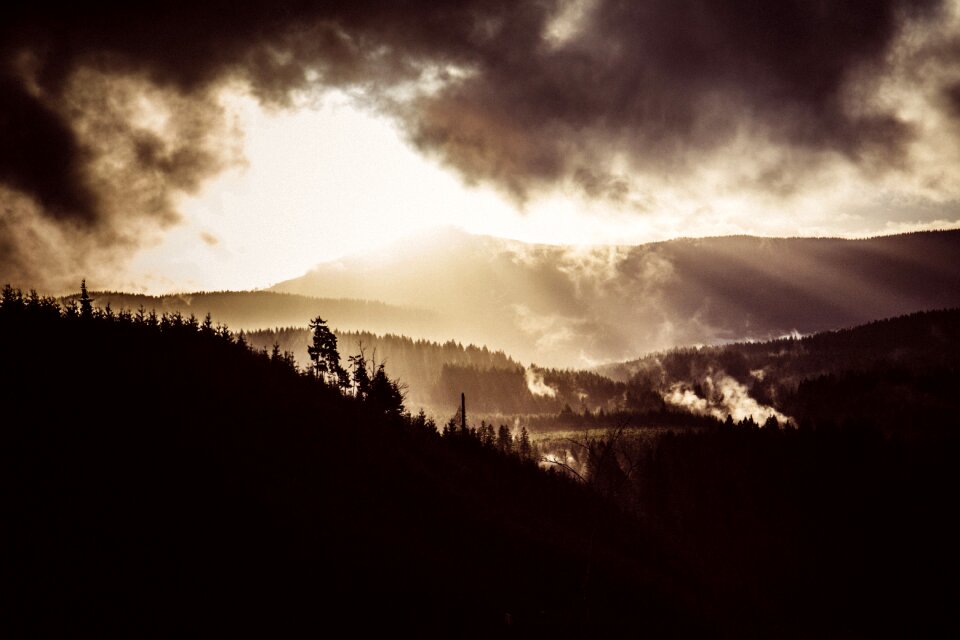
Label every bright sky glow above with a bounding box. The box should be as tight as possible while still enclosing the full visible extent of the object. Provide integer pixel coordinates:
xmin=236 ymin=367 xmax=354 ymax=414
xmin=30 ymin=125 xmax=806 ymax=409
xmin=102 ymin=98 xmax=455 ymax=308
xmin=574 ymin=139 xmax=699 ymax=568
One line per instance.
xmin=125 ymin=82 xmax=960 ymax=294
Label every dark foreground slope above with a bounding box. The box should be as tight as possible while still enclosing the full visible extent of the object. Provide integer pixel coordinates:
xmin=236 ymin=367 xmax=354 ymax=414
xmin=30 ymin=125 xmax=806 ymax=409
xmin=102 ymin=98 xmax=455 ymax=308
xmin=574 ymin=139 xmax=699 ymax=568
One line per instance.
xmin=1 ymin=289 xmax=694 ymax=636
xmin=5 ymin=289 xmax=958 ymax=637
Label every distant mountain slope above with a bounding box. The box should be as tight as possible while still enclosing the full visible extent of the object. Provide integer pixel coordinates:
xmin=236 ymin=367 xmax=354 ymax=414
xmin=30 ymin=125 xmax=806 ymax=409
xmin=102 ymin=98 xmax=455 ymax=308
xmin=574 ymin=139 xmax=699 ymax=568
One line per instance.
xmin=66 ymin=290 xmax=439 ymax=335
xmin=273 ymin=228 xmax=960 ymax=367
xmin=255 ymin=309 xmax=958 ymax=431
xmin=249 ymin=309 xmax=959 ymax=431
xmin=602 ymin=308 xmax=960 ymax=383
xmin=601 ymin=308 xmax=960 ymax=434
xmin=247 ymin=327 xmax=633 ymax=416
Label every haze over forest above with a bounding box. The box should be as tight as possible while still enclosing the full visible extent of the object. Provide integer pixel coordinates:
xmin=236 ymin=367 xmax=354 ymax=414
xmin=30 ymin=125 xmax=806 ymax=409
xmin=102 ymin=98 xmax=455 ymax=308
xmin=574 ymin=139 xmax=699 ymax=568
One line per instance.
xmin=274 ymin=227 xmax=960 ymax=366
xmin=3 ymin=1 xmax=959 ymax=636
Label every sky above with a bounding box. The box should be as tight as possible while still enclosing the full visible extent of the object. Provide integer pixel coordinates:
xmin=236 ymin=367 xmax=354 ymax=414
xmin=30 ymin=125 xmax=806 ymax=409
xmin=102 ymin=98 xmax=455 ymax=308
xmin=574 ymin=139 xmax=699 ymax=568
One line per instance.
xmin=2 ymin=1 xmax=959 ymax=293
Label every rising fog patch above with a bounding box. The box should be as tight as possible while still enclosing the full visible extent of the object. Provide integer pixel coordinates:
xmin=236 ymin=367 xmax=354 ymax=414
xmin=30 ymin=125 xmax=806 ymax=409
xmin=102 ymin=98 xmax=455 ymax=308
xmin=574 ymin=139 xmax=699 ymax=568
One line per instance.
xmin=664 ymin=373 xmax=792 ymax=426
xmin=525 ymin=367 xmax=557 ymax=398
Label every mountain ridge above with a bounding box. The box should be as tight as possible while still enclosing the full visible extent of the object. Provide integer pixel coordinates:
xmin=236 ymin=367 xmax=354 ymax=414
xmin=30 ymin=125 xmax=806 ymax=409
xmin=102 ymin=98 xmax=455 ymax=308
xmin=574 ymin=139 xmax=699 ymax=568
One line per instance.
xmin=272 ymin=228 xmax=960 ymax=367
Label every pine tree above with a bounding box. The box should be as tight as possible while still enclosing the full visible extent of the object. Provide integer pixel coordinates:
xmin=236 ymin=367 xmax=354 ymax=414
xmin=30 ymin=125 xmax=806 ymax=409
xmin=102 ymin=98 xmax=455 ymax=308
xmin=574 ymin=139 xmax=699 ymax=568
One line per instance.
xmin=308 ymin=316 xmax=348 ymax=388
xmin=497 ymin=425 xmax=513 ymax=454
xmin=518 ymin=426 xmax=532 ymax=460
xmin=201 ymin=312 xmax=214 ymax=335
xmin=79 ymin=279 xmax=94 ymax=319
xmin=369 ymin=364 xmax=404 ymax=418
xmin=349 ymin=349 xmax=371 ymax=399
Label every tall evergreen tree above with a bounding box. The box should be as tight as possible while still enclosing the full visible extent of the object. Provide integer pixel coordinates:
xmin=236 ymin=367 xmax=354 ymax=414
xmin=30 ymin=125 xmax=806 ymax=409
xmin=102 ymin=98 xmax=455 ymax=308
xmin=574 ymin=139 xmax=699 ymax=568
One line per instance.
xmin=79 ymin=279 xmax=94 ymax=319
xmin=348 ymin=349 xmax=371 ymax=399
xmin=308 ymin=316 xmax=348 ymax=388
xmin=497 ymin=425 xmax=513 ymax=454
xmin=518 ymin=426 xmax=533 ymax=460
xmin=368 ymin=363 xmax=405 ymax=418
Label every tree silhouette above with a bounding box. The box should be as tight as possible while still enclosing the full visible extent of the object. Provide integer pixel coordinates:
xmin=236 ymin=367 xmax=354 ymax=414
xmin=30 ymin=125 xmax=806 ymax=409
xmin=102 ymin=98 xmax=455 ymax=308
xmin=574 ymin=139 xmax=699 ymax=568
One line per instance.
xmin=307 ymin=316 xmax=348 ymax=388
xmin=368 ymin=363 xmax=404 ymax=419
xmin=518 ymin=426 xmax=533 ymax=461
xmin=497 ymin=425 xmax=513 ymax=454
xmin=348 ymin=347 xmax=371 ymax=399
xmin=79 ymin=279 xmax=93 ymax=319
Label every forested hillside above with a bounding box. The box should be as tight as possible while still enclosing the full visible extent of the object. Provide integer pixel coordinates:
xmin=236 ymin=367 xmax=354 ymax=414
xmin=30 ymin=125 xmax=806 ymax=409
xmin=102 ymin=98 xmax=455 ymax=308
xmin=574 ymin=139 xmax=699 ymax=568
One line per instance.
xmin=1 ymin=285 xmax=695 ymax=635
xmin=4 ymin=285 xmax=956 ymax=636
xmin=249 ymin=310 xmax=960 ymax=433
xmin=247 ymin=327 xmax=636 ymax=415
xmin=600 ymin=308 xmax=960 ymax=435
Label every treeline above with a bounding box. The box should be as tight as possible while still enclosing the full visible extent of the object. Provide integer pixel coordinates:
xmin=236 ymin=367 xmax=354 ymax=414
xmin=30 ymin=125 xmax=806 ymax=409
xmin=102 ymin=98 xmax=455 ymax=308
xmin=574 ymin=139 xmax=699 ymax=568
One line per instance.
xmin=5 ymin=284 xmax=707 ymax=635
xmin=605 ymin=308 xmax=960 ymax=384
xmin=189 ymin=306 xmax=960 ymax=433
xmin=248 ymin=327 xmax=532 ymax=411
xmin=55 ymin=288 xmax=689 ymax=421
xmin=67 ymin=289 xmax=438 ymax=334
xmin=247 ymin=327 xmax=643 ymax=415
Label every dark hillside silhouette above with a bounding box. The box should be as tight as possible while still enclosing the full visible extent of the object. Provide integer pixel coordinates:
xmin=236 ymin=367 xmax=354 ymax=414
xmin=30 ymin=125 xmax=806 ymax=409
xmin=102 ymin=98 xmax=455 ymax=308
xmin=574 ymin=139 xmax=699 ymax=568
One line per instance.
xmin=4 ymin=286 xmax=957 ymax=635
xmin=1 ymin=285 xmax=697 ymax=636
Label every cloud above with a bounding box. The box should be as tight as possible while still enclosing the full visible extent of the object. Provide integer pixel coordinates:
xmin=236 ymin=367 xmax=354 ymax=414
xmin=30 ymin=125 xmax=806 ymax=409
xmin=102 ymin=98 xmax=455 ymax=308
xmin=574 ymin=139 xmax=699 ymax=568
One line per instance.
xmin=3 ymin=1 xmax=959 ymax=288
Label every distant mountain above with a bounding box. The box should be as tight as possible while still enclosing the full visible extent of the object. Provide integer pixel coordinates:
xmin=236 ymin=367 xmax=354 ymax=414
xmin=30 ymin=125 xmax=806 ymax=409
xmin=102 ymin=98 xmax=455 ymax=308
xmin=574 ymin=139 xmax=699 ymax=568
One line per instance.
xmin=272 ymin=228 xmax=960 ymax=368
xmin=601 ymin=308 xmax=960 ymax=383
xmin=65 ymin=290 xmax=439 ymax=335
xmin=600 ymin=308 xmax=960 ymax=435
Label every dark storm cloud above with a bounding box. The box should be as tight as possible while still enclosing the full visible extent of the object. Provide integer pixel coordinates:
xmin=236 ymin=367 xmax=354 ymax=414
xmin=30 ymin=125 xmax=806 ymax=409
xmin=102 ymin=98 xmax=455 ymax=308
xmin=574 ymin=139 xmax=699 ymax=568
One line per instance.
xmin=1 ymin=1 xmax=957 ymax=287
xmin=0 ymin=74 xmax=97 ymax=221
xmin=407 ymin=0 xmax=952 ymax=199
xmin=944 ymin=82 xmax=960 ymax=116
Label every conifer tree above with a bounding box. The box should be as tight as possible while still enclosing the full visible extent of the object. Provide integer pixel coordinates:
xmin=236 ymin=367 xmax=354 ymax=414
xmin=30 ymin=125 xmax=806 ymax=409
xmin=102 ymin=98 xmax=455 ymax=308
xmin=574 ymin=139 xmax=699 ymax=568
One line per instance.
xmin=79 ymin=279 xmax=93 ymax=319
xmin=308 ymin=316 xmax=348 ymax=388
xmin=348 ymin=349 xmax=371 ymax=399
xmin=497 ymin=425 xmax=513 ymax=454
xmin=369 ymin=363 xmax=404 ymax=418
xmin=518 ymin=426 xmax=533 ymax=460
